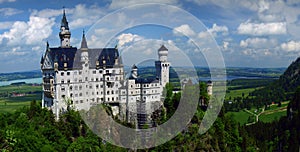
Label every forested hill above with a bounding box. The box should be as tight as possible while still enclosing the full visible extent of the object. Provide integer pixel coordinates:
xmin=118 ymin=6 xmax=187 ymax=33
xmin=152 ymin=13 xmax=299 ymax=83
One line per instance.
xmin=252 ymin=57 xmax=300 ymax=103
xmin=279 ymin=57 xmax=300 ymax=92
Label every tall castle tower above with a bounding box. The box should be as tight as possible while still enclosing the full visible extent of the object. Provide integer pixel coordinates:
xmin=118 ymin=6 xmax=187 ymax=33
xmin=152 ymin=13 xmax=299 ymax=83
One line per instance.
xmin=59 ymin=9 xmax=71 ymax=48
xmin=155 ymin=45 xmax=170 ymax=87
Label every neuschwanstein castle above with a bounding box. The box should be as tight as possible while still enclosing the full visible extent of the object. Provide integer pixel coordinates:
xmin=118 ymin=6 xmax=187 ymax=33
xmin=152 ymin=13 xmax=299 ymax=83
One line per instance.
xmin=40 ymin=10 xmax=170 ymax=124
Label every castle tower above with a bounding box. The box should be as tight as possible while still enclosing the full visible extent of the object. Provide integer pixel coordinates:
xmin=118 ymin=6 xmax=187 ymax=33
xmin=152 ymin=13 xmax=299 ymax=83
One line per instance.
xmin=131 ymin=64 xmax=138 ymax=79
xmin=155 ymin=45 xmax=170 ymax=87
xmin=207 ymin=80 xmax=213 ymax=96
xmin=80 ymin=31 xmax=89 ymax=63
xmin=59 ymin=9 xmax=71 ymax=48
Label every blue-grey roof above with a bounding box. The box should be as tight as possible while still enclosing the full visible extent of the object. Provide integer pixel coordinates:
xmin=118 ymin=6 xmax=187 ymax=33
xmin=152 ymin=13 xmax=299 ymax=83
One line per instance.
xmin=44 ymin=47 xmax=121 ymax=70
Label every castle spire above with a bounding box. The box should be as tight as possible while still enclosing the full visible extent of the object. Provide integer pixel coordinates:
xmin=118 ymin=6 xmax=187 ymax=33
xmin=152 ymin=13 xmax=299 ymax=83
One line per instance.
xmin=80 ymin=30 xmax=88 ymax=49
xmin=59 ymin=7 xmax=71 ymax=48
xmin=61 ymin=7 xmax=69 ymax=30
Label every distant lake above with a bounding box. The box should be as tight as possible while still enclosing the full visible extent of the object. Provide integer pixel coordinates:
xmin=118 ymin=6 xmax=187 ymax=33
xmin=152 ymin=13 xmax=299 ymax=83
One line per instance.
xmin=0 ymin=77 xmax=42 ymax=86
xmin=199 ymin=76 xmax=277 ymax=81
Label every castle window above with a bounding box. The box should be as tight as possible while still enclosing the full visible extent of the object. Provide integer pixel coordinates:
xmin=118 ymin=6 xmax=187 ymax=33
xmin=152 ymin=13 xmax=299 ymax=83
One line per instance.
xmin=80 ymin=100 xmax=83 ymax=103
xmin=69 ymin=86 xmax=73 ymax=90
xmin=86 ymin=92 xmax=88 ymax=95
xmin=93 ymin=70 xmax=96 ymax=74
xmin=79 ymin=71 xmax=82 ymax=75
xmin=111 ymin=91 xmax=114 ymax=94
xmin=75 ymin=94 xmax=78 ymax=97
xmin=101 ymin=98 xmax=103 ymax=101
xmin=61 ymin=72 xmax=64 ymax=76
xmin=116 ymin=77 xmax=118 ymax=81
xmin=85 ymin=77 xmax=88 ymax=81
xmin=70 ymin=93 xmax=73 ymax=97
xmin=96 ymin=84 xmax=99 ymax=89
xmin=97 ymin=92 xmax=98 ymax=95
xmin=61 ymin=87 xmax=65 ymax=91
xmin=112 ymin=97 xmax=114 ymax=101
xmin=67 ymin=79 xmax=70 ymax=83
xmin=75 ymin=86 xmax=78 ymax=90
xmin=107 ymin=91 xmax=109 ymax=95
xmin=79 ymin=85 xmax=82 ymax=90
xmin=107 ymin=98 xmax=110 ymax=101
xmin=74 ymin=71 xmax=77 ymax=75
xmin=92 ymin=92 xmax=94 ymax=95
xmin=106 ymin=70 xmax=109 ymax=73
xmin=75 ymin=101 xmax=78 ymax=104
xmin=62 ymin=95 xmax=65 ymax=98
xmin=91 ymin=78 xmax=94 ymax=81
xmin=99 ymin=70 xmax=102 ymax=73
xmin=61 ymin=80 xmax=64 ymax=84
xmin=96 ymin=78 xmax=99 ymax=81
xmin=79 ymin=93 xmax=82 ymax=96
xmin=67 ymin=72 xmax=70 ymax=75
xmin=89 ymin=85 xmax=92 ymax=89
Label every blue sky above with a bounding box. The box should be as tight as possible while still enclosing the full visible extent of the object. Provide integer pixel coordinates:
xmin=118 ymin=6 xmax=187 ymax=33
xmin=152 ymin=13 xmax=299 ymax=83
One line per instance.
xmin=1 ymin=0 xmax=300 ymax=72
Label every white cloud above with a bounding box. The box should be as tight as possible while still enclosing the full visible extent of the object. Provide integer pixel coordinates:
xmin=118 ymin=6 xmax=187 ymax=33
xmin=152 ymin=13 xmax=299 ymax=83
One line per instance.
xmin=281 ymin=41 xmax=300 ymax=52
xmin=0 ymin=0 xmax=15 ymax=3
xmin=0 ymin=16 xmax=55 ymax=46
xmin=30 ymin=8 xmax=62 ymax=18
xmin=240 ymin=38 xmax=277 ymax=48
xmin=117 ymin=33 xmax=144 ymax=47
xmin=173 ymin=24 xmax=196 ymax=37
xmin=198 ymin=23 xmax=228 ymax=39
xmin=223 ymin=41 xmax=229 ymax=50
xmin=188 ymin=0 xmax=259 ymax=11
xmin=109 ymin=0 xmax=179 ymax=10
xmin=0 ymin=8 xmax=22 ymax=16
xmin=208 ymin=23 xmax=228 ymax=35
xmin=69 ymin=4 xmax=106 ymax=29
xmin=0 ymin=21 xmax=13 ymax=30
xmin=237 ymin=21 xmax=287 ymax=35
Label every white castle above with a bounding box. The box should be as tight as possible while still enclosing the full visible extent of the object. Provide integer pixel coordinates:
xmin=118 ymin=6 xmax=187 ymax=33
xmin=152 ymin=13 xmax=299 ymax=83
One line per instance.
xmin=40 ymin=10 xmax=170 ymax=125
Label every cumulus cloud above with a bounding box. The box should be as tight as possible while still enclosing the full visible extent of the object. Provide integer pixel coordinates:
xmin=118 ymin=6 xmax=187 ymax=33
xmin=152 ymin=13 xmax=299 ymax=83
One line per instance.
xmin=0 ymin=21 xmax=13 ymax=30
xmin=173 ymin=24 xmax=196 ymax=37
xmin=109 ymin=0 xmax=179 ymax=10
xmin=0 ymin=16 xmax=55 ymax=46
xmin=240 ymin=38 xmax=277 ymax=48
xmin=198 ymin=23 xmax=228 ymax=39
xmin=281 ymin=41 xmax=300 ymax=52
xmin=237 ymin=21 xmax=287 ymax=35
xmin=117 ymin=33 xmax=144 ymax=47
xmin=208 ymin=23 xmax=228 ymax=36
xmin=69 ymin=4 xmax=106 ymax=29
xmin=0 ymin=8 xmax=22 ymax=16
xmin=30 ymin=8 xmax=62 ymax=18
xmin=0 ymin=0 xmax=15 ymax=3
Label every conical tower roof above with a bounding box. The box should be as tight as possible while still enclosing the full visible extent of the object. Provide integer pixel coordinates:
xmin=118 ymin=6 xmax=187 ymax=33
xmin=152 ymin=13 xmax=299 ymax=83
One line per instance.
xmin=80 ymin=30 xmax=88 ymax=49
xmin=61 ymin=8 xmax=69 ymax=30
